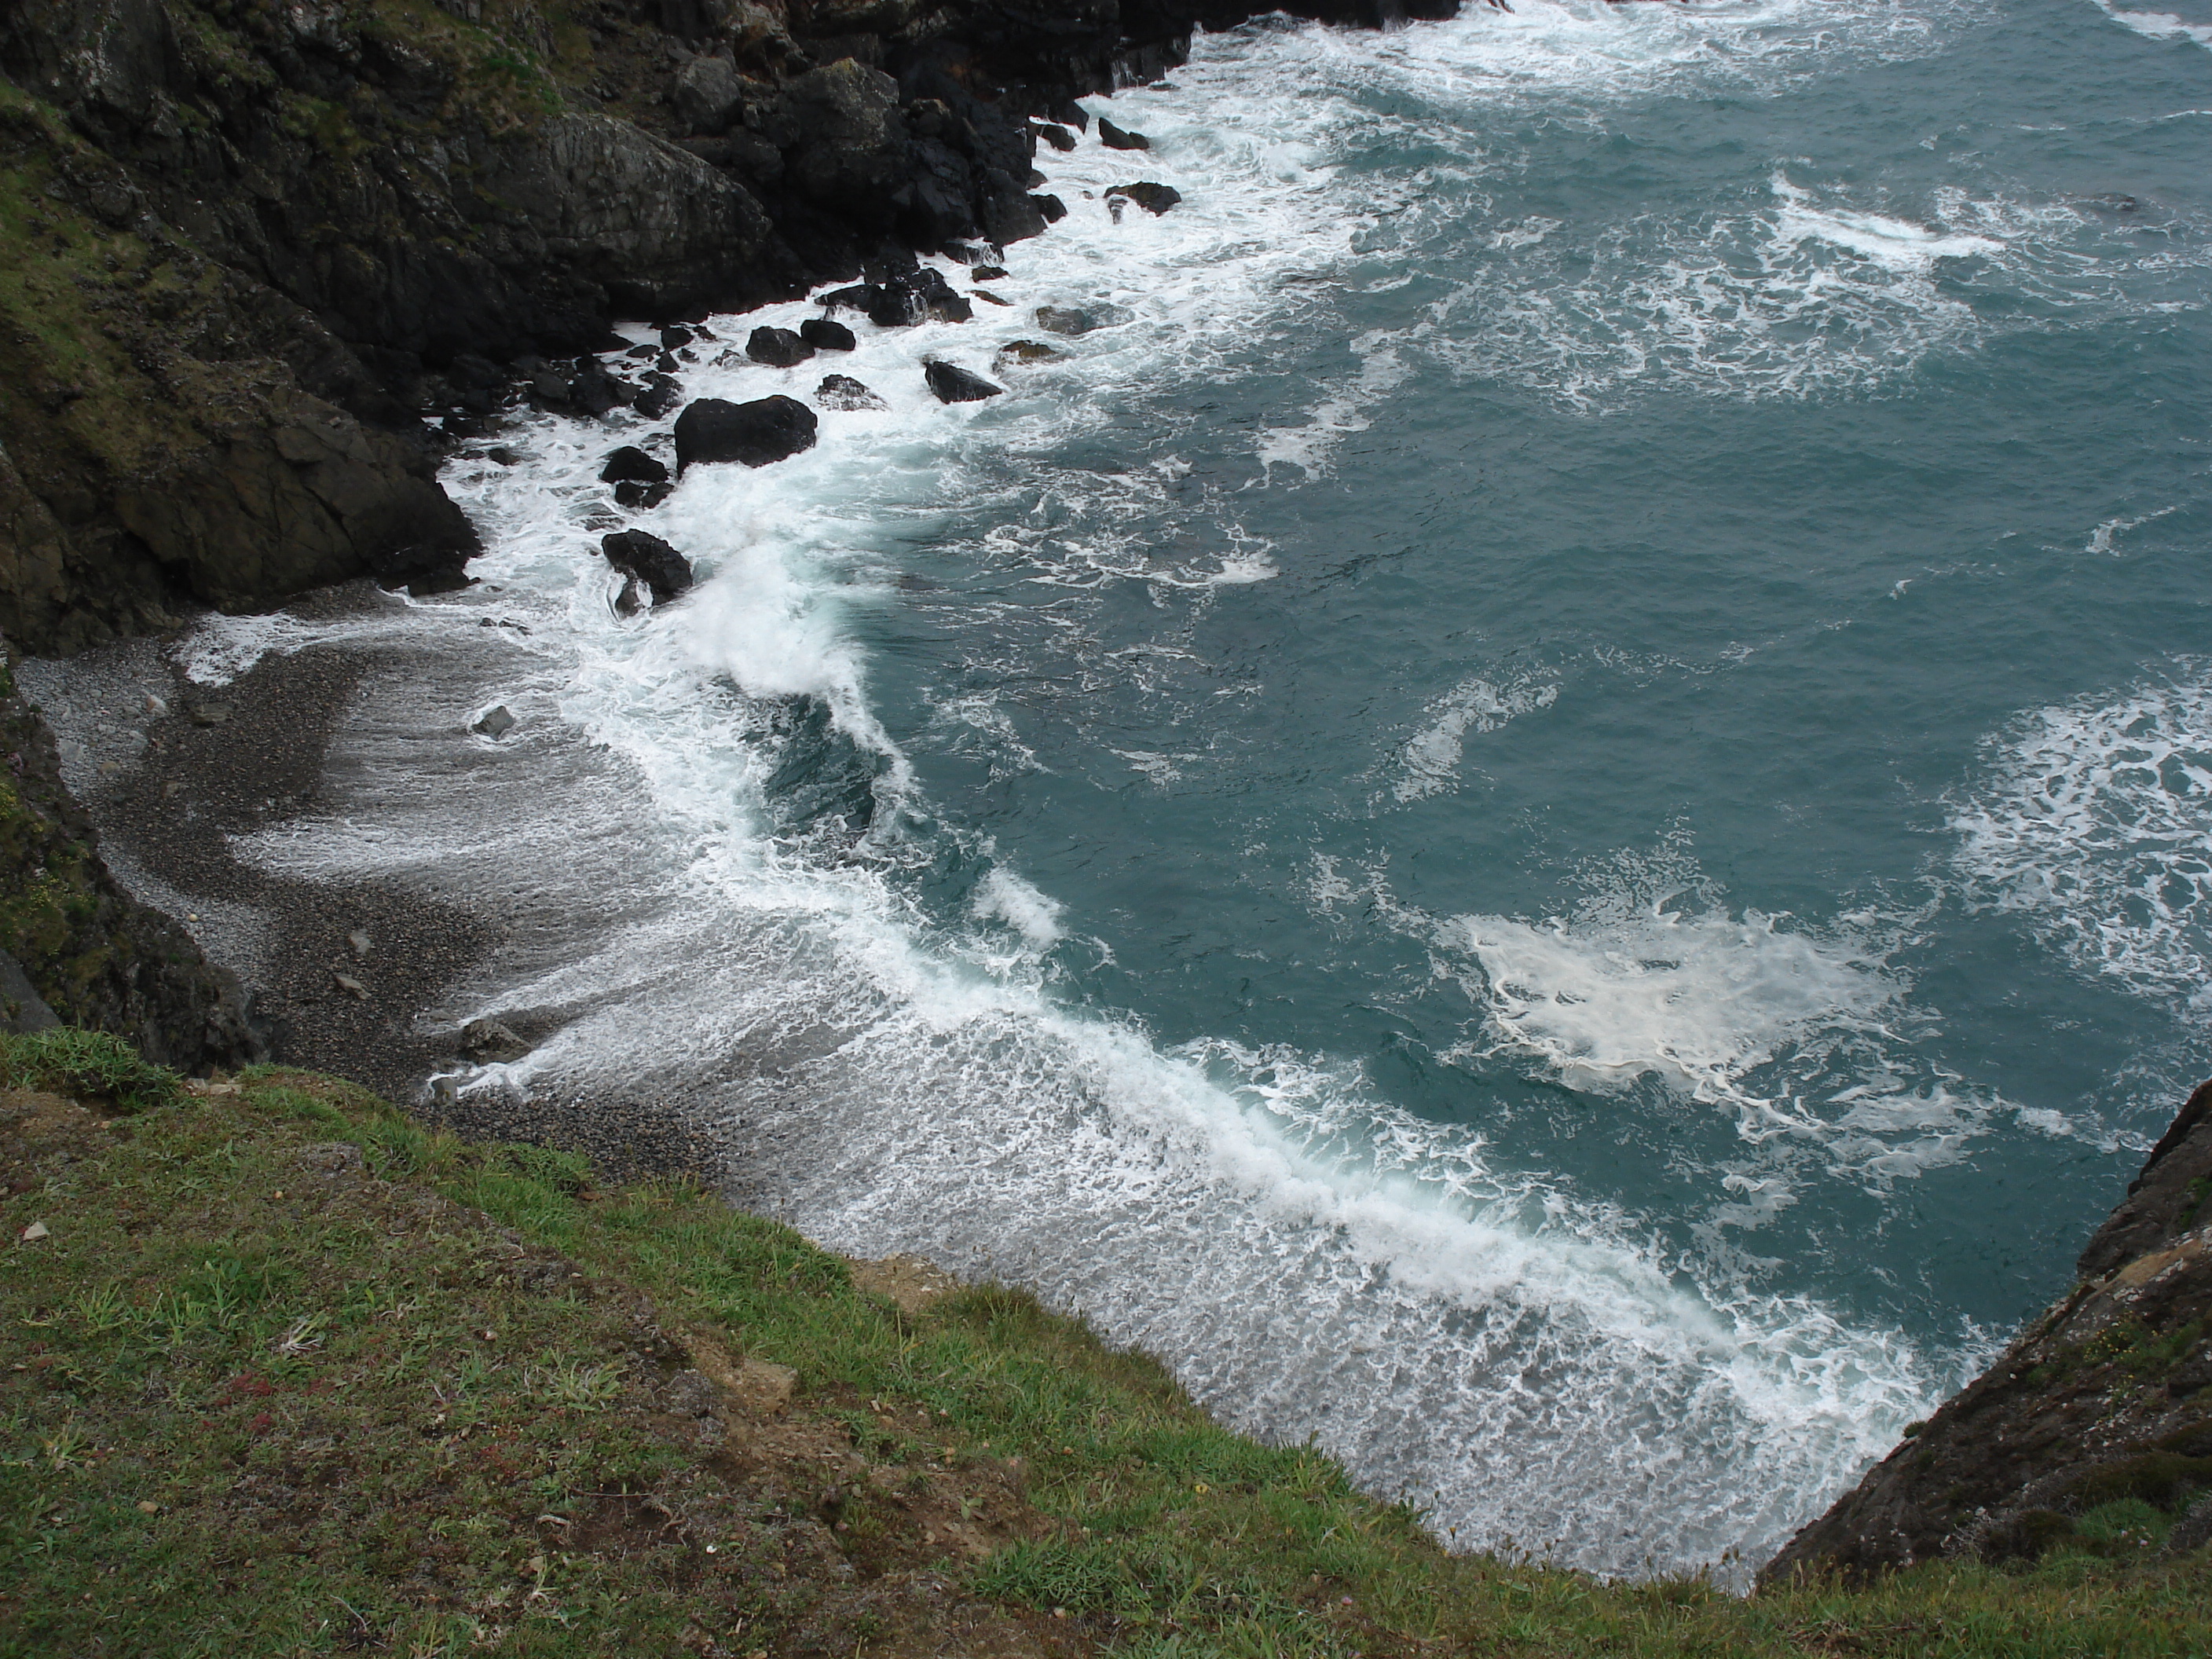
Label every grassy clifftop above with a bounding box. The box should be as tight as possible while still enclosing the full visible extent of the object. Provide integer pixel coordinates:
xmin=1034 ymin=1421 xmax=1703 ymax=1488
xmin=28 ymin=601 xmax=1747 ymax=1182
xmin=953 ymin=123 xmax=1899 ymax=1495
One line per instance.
xmin=1 ymin=1033 xmax=2207 ymax=1658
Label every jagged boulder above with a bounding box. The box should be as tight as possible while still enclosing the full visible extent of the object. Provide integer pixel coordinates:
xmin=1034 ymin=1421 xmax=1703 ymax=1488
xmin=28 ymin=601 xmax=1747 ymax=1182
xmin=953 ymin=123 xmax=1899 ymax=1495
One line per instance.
xmin=747 ymin=326 xmax=815 ymax=367
xmin=672 ymin=54 xmax=745 ymax=136
xmin=782 ymin=61 xmax=910 ymax=222
xmin=1108 ymin=182 xmax=1181 ymax=217
xmin=673 ymin=396 xmax=819 ymax=470
xmin=800 ymin=317 xmax=857 ymax=352
xmin=925 ymin=361 xmax=1004 ymax=404
xmin=601 ymin=529 xmax=694 ymax=604
xmin=1098 ymin=117 xmax=1150 ymax=150
xmin=817 ymin=375 xmax=889 ymax=412
xmin=600 ymin=446 xmax=669 ymax=485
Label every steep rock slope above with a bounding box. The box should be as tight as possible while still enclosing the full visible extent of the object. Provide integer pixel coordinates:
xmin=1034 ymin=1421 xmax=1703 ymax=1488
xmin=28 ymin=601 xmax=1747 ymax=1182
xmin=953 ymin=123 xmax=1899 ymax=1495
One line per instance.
xmin=1764 ymin=1082 xmax=2212 ymax=1580
xmin=0 ymin=643 xmax=256 ymax=1068
xmin=0 ymin=0 xmax=1460 ymax=652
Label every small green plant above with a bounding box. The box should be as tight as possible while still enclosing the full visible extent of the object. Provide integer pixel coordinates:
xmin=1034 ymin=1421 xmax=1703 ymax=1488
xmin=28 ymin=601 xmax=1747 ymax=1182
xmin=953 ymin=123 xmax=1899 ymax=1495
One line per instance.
xmin=0 ymin=1027 xmax=183 ymax=1112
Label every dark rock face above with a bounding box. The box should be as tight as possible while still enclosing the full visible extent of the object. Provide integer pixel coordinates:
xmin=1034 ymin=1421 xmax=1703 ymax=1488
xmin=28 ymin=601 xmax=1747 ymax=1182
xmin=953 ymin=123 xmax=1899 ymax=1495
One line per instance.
xmin=1763 ymin=1078 xmax=2212 ymax=1584
xmin=600 ymin=447 xmax=671 ymax=487
xmin=1108 ymin=181 xmax=1181 ymax=216
xmin=817 ymin=375 xmax=890 ymax=412
xmin=0 ymin=0 xmax=1448 ymax=655
xmin=601 ymin=530 xmax=695 ymax=605
xmin=1098 ymin=117 xmax=1151 ymax=150
xmin=614 ymin=481 xmax=676 ymax=510
xmin=1037 ymin=123 xmax=1077 ymax=152
xmin=674 ymin=396 xmax=820 ymax=471
xmin=801 ymin=317 xmax=859 ymax=352
xmin=748 ymin=326 xmax=817 ymax=367
xmin=925 ymin=361 xmax=1005 ymax=403
xmin=0 ymin=644 xmax=258 ymax=1071
xmin=673 ymin=54 xmax=747 ymax=137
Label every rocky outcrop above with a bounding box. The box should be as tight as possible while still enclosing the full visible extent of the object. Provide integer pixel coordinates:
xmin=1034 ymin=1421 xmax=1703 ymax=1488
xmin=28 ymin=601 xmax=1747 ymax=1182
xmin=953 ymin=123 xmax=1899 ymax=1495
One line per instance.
xmin=1763 ymin=1080 xmax=2212 ymax=1583
xmin=675 ymin=394 xmax=819 ymax=469
xmin=0 ymin=0 xmax=1457 ymax=653
xmin=0 ymin=641 xmax=257 ymax=1070
xmin=601 ymin=528 xmax=694 ymax=604
xmin=923 ymin=360 xmax=1002 ymax=402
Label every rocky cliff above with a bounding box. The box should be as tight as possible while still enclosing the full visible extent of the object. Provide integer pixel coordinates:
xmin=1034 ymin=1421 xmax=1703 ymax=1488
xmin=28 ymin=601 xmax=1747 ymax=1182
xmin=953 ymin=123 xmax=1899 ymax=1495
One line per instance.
xmin=1763 ymin=1080 xmax=2212 ymax=1581
xmin=0 ymin=642 xmax=256 ymax=1068
xmin=0 ymin=0 xmax=1459 ymax=655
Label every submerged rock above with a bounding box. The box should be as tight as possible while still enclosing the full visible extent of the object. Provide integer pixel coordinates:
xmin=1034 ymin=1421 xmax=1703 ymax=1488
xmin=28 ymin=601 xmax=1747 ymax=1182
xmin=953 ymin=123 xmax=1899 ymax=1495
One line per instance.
xmin=1098 ymin=117 xmax=1150 ymax=151
xmin=635 ymin=372 xmax=683 ymax=419
xmin=471 ymin=705 xmax=516 ymax=740
xmin=1107 ymin=182 xmax=1181 ymax=217
xmin=1035 ymin=123 xmax=1076 ymax=152
xmin=613 ymin=479 xmax=673 ymax=509
xmin=800 ymin=317 xmax=857 ymax=352
xmin=599 ymin=445 xmax=668 ymax=485
xmin=747 ymin=326 xmax=814 ymax=367
xmin=970 ymin=265 xmax=1009 ymax=281
xmin=994 ymin=340 xmax=1065 ymax=370
xmin=924 ymin=361 xmax=1004 ymax=404
xmin=1035 ymin=304 xmax=1130 ymax=336
xmin=673 ymin=396 xmax=818 ymax=471
xmin=600 ymin=529 xmax=694 ymax=603
xmin=816 ymin=375 xmax=888 ymax=412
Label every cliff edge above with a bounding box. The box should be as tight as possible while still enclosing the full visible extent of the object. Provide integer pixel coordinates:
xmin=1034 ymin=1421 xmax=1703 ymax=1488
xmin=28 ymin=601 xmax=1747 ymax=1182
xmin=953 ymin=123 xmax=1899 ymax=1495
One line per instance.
xmin=1763 ymin=1080 xmax=2212 ymax=1581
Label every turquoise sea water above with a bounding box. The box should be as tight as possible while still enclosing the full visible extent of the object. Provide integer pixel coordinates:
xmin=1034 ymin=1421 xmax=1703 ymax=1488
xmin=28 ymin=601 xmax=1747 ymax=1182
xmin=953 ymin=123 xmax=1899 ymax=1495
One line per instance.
xmin=166 ymin=0 xmax=2212 ymax=1577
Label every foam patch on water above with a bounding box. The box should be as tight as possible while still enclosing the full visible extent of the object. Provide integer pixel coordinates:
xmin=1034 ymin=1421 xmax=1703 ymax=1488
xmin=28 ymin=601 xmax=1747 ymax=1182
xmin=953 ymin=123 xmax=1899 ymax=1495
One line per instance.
xmin=2091 ymin=0 xmax=2212 ymax=49
xmin=972 ymin=866 xmax=1067 ymax=950
xmin=1452 ymin=906 xmax=1902 ymax=1122
xmin=1391 ymin=675 xmax=1560 ymax=801
xmin=1952 ymin=665 xmax=2212 ymax=1012
xmin=1427 ymin=171 xmax=2150 ymax=406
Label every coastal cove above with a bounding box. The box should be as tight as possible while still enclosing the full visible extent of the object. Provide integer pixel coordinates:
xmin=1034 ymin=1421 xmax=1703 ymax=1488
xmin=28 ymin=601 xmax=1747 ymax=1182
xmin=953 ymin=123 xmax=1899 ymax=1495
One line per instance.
xmin=8 ymin=0 xmax=2212 ymax=1612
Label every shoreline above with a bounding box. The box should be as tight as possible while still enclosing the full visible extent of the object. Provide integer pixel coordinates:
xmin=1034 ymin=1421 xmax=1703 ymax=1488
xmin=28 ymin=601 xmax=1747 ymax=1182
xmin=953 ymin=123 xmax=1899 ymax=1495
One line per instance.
xmin=19 ymin=583 xmax=744 ymax=1181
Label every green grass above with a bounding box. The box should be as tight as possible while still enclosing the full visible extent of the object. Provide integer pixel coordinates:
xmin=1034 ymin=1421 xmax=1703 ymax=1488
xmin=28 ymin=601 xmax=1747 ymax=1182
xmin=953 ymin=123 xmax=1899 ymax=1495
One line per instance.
xmin=2 ymin=1044 xmax=2210 ymax=1657
xmin=0 ymin=1028 xmax=182 ymax=1113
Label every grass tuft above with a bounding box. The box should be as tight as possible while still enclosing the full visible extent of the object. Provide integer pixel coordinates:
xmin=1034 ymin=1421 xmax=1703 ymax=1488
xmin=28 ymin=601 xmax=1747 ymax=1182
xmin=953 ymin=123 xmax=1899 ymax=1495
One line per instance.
xmin=0 ymin=1027 xmax=183 ymax=1113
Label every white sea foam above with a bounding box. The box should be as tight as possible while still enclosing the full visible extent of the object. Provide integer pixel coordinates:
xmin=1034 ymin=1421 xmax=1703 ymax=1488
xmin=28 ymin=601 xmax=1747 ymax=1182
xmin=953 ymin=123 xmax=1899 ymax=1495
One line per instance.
xmin=1427 ymin=170 xmax=2137 ymax=406
xmin=1393 ymin=675 xmax=1559 ymax=801
xmin=1451 ymin=906 xmax=1903 ymax=1128
xmin=2082 ymin=505 xmax=2177 ymax=555
xmin=2091 ymin=0 xmax=2212 ymax=49
xmin=1952 ymin=666 xmax=2212 ymax=1012
xmin=972 ymin=866 xmax=1067 ymax=950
